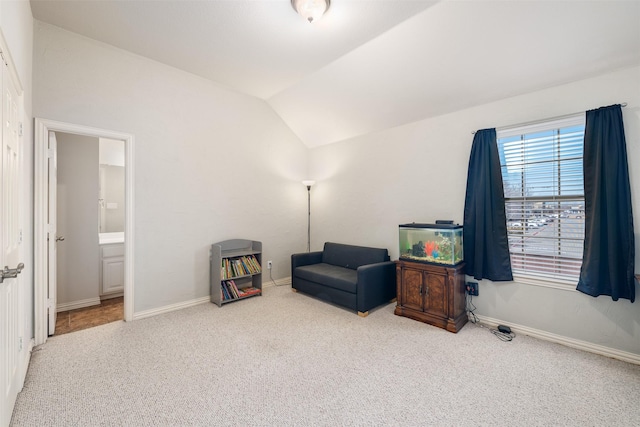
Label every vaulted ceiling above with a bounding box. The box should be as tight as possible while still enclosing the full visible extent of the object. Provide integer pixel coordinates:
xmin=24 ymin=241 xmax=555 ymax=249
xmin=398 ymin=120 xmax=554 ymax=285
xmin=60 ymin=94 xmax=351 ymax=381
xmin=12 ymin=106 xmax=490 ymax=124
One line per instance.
xmin=30 ymin=0 xmax=640 ymax=147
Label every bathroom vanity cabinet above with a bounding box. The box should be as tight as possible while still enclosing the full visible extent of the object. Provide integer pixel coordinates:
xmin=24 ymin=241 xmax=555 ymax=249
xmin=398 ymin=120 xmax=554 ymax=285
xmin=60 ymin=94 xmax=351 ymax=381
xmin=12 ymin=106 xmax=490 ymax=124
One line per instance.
xmin=100 ymin=242 xmax=124 ymax=295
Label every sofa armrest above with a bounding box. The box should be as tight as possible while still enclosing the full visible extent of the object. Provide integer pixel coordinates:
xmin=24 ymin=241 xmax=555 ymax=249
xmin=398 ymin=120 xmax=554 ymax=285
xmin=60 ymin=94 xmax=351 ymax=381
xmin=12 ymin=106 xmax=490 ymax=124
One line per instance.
xmin=356 ymin=261 xmax=397 ymax=313
xmin=291 ymin=251 xmax=323 ymax=285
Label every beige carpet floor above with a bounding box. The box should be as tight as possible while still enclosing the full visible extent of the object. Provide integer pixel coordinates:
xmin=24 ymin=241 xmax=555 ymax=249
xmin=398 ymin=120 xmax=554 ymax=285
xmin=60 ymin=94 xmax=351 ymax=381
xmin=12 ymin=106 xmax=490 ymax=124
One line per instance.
xmin=11 ymin=285 xmax=640 ymax=426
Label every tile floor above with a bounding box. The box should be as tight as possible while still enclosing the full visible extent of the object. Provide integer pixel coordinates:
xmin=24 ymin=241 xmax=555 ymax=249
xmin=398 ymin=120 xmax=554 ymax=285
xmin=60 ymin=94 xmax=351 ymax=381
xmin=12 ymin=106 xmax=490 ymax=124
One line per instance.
xmin=54 ymin=297 xmax=124 ymax=335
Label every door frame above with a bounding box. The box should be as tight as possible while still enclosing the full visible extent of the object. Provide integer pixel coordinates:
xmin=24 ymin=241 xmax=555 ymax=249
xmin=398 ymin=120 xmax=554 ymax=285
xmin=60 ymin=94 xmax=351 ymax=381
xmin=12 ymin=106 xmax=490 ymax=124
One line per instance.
xmin=34 ymin=118 xmax=135 ymax=346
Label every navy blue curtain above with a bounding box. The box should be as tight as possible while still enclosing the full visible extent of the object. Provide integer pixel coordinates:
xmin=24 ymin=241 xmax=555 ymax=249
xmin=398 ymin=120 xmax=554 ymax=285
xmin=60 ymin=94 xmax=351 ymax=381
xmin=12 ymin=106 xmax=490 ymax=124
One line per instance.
xmin=463 ymin=128 xmax=513 ymax=281
xmin=577 ymin=104 xmax=637 ymax=302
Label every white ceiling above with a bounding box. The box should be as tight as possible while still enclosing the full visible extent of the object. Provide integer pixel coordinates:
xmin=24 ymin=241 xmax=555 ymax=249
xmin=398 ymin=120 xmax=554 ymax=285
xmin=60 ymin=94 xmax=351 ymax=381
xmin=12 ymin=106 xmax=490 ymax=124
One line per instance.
xmin=30 ymin=0 xmax=640 ymax=147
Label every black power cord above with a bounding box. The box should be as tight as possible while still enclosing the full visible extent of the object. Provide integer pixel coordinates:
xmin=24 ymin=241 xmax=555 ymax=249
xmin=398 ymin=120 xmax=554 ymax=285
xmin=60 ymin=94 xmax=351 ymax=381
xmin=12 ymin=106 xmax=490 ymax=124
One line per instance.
xmin=490 ymin=326 xmax=515 ymax=342
xmin=466 ymin=292 xmax=515 ymax=342
xmin=466 ymin=292 xmax=480 ymax=324
xmin=270 ymin=266 xmax=288 ymax=287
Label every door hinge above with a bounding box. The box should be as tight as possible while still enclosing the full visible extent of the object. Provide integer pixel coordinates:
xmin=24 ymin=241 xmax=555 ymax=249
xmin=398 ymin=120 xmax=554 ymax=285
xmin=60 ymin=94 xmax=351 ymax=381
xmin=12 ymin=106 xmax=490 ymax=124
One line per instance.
xmin=47 ymin=298 xmax=55 ymax=309
xmin=19 ymin=229 xmax=23 ymax=244
xmin=47 ymin=148 xmax=54 ymax=158
xmin=19 ymin=337 xmax=23 ymax=351
xmin=18 ymin=122 xmax=23 ymax=137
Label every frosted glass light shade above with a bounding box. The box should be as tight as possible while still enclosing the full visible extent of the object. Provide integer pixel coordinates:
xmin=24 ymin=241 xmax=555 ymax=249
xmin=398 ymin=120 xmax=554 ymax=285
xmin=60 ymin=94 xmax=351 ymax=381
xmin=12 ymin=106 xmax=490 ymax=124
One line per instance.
xmin=302 ymin=180 xmax=316 ymax=187
xmin=291 ymin=0 xmax=330 ymax=23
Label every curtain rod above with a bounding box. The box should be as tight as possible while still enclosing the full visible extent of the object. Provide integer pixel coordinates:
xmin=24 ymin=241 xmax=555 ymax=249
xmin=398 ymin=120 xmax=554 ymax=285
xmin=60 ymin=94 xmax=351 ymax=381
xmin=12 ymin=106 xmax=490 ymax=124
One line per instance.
xmin=471 ymin=102 xmax=627 ymax=134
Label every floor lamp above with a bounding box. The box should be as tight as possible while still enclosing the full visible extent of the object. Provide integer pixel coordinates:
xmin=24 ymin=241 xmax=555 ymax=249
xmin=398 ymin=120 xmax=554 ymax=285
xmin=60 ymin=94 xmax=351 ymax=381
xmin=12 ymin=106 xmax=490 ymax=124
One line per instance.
xmin=302 ymin=180 xmax=316 ymax=252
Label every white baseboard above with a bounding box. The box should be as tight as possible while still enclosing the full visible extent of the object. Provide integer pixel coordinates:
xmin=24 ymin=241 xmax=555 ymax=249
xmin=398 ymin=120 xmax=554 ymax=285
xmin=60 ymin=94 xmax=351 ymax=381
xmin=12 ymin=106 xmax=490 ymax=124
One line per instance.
xmin=473 ymin=314 xmax=640 ymax=366
xmin=100 ymin=292 xmax=124 ymax=300
xmin=262 ymin=276 xmax=291 ymax=288
xmin=132 ymin=277 xmax=292 ymax=320
xmin=133 ymin=296 xmax=210 ymax=320
xmin=57 ymin=297 xmax=101 ymax=312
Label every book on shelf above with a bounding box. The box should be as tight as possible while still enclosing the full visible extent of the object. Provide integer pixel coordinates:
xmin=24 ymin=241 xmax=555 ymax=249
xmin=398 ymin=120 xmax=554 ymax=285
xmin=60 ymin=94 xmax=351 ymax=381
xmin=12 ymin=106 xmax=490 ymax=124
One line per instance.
xmin=237 ymin=286 xmax=261 ymax=297
xmin=231 ymin=260 xmax=239 ymax=277
xmin=229 ymin=280 xmax=240 ymax=298
xmin=229 ymin=280 xmax=239 ymax=299
xmin=223 ymin=280 xmax=239 ymax=300
xmin=252 ymin=255 xmax=262 ymax=272
xmin=236 ymin=259 xmax=248 ymax=275
xmin=221 ymin=281 xmax=261 ymax=300
xmin=240 ymin=255 xmax=261 ymax=274
xmin=220 ymin=255 xmax=261 ymax=280
xmin=221 ymin=283 xmax=230 ymax=301
xmin=240 ymin=258 xmax=252 ymax=274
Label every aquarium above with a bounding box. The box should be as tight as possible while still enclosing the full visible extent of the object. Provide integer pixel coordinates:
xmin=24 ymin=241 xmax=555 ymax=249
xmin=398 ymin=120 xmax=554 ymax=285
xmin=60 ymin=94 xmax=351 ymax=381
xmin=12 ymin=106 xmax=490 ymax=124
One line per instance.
xmin=399 ymin=223 xmax=463 ymax=266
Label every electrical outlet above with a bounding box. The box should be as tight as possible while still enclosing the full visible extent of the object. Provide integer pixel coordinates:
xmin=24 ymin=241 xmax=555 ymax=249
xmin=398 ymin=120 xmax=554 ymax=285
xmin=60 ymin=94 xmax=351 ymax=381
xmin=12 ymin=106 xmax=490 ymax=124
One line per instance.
xmin=466 ymin=282 xmax=479 ymax=296
xmin=267 ymin=260 xmax=272 ymax=270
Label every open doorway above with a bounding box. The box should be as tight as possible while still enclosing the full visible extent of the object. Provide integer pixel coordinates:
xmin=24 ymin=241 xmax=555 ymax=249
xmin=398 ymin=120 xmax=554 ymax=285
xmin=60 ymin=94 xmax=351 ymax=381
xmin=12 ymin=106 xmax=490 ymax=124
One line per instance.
xmin=34 ymin=119 xmax=134 ymax=346
xmin=54 ymin=133 xmax=125 ymax=335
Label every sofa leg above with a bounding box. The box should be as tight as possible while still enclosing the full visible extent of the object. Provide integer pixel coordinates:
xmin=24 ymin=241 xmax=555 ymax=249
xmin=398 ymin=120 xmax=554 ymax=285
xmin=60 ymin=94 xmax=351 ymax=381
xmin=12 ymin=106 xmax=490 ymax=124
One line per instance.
xmin=357 ymin=311 xmax=369 ymax=317
xmin=389 ymin=298 xmax=397 ymax=303
xmin=292 ymin=289 xmax=298 ymax=293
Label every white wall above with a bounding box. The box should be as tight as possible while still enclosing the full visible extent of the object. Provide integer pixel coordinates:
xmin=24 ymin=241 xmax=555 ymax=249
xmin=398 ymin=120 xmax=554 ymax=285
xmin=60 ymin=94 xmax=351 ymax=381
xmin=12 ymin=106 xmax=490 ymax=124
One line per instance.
xmin=99 ymin=138 xmax=125 ymax=167
xmin=310 ymin=66 xmax=640 ymax=356
xmin=33 ymin=21 xmax=310 ymax=313
xmin=0 ymin=1 xmax=33 ymax=338
xmin=101 ymin=165 xmax=125 ymax=233
xmin=99 ymin=138 xmax=125 ymax=233
xmin=56 ymin=132 xmax=100 ymax=306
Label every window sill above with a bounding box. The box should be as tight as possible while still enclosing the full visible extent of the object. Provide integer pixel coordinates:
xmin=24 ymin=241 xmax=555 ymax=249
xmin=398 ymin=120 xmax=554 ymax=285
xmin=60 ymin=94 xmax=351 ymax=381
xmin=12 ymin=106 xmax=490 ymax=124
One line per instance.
xmin=512 ymin=274 xmax=577 ymax=292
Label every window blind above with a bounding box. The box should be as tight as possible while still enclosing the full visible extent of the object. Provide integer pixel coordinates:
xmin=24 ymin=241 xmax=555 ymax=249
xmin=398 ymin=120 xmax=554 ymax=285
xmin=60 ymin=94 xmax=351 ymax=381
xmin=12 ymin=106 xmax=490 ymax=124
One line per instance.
xmin=497 ymin=115 xmax=585 ymax=280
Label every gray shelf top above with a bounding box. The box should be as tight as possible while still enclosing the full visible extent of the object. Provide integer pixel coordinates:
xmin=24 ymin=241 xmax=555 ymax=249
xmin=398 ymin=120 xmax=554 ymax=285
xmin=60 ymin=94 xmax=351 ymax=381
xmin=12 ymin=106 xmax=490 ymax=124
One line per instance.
xmin=221 ymin=249 xmax=260 ymax=258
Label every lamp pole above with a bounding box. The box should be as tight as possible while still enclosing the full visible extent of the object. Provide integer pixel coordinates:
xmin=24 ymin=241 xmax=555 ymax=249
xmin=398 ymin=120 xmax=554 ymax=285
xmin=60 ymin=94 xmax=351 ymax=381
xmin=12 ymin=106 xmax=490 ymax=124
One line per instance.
xmin=302 ymin=180 xmax=316 ymax=252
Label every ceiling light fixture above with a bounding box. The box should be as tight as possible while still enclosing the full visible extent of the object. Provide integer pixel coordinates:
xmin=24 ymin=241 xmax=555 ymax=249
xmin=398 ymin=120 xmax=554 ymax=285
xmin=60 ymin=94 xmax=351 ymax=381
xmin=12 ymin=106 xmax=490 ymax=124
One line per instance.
xmin=291 ymin=0 xmax=330 ymax=23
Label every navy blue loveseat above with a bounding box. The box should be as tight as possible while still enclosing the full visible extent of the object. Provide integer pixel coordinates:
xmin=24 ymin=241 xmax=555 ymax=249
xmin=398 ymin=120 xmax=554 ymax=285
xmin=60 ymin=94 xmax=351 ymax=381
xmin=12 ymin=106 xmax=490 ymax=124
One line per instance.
xmin=291 ymin=242 xmax=396 ymax=316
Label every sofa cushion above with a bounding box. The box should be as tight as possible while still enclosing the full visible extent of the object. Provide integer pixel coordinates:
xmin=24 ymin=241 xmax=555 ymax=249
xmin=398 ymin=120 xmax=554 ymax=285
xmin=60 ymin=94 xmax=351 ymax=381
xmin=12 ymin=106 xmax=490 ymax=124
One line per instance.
xmin=294 ymin=263 xmax=358 ymax=293
xmin=322 ymin=242 xmax=389 ymax=270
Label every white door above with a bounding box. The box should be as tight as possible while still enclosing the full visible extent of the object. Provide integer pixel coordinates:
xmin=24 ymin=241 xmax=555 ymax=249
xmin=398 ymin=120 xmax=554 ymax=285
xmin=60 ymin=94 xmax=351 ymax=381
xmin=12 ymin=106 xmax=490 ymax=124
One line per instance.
xmin=1 ymin=54 xmax=24 ymax=427
xmin=48 ymin=132 xmax=58 ymax=336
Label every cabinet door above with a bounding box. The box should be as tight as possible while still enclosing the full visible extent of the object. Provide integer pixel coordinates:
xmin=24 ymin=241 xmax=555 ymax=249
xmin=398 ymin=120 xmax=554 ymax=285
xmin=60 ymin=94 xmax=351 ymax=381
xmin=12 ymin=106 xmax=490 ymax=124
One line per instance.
xmin=102 ymin=256 xmax=125 ymax=294
xmin=423 ymin=272 xmax=447 ymax=318
xmin=402 ymin=268 xmax=424 ymax=312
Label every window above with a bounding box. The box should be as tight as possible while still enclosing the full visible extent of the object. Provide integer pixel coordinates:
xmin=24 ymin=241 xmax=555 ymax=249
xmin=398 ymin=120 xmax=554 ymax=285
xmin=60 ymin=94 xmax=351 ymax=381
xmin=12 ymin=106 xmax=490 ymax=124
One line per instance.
xmin=497 ymin=115 xmax=585 ymax=281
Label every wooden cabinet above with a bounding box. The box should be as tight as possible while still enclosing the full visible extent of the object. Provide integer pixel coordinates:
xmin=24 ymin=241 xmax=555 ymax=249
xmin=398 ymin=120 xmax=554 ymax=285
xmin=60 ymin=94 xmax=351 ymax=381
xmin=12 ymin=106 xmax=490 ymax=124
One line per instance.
xmin=394 ymin=260 xmax=467 ymax=333
xmin=100 ymin=243 xmax=124 ymax=295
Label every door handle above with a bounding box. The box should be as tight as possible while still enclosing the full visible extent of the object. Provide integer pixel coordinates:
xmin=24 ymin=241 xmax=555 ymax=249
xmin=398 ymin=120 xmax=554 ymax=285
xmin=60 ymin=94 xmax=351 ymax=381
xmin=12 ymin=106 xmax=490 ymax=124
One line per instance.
xmin=56 ymin=236 xmax=65 ymax=242
xmin=0 ymin=262 xmax=24 ymax=283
